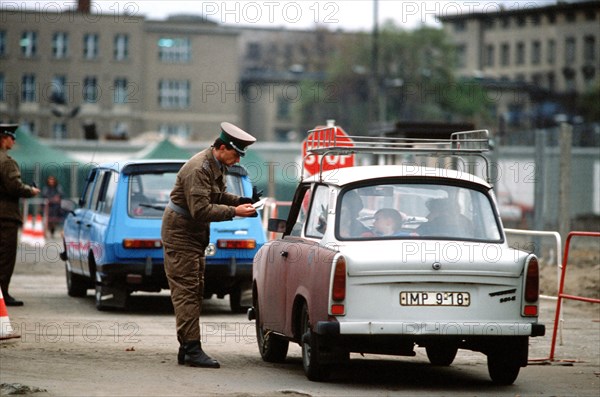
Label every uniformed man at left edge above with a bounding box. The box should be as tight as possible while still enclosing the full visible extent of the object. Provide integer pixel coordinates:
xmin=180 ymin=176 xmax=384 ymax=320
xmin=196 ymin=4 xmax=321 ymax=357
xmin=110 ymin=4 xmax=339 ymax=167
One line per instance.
xmin=161 ymin=122 xmax=261 ymax=368
xmin=0 ymin=124 xmax=41 ymax=306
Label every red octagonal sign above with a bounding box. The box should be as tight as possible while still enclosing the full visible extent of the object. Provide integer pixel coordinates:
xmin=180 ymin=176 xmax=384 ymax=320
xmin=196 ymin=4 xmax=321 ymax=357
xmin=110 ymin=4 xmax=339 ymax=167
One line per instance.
xmin=302 ymin=126 xmax=355 ymax=176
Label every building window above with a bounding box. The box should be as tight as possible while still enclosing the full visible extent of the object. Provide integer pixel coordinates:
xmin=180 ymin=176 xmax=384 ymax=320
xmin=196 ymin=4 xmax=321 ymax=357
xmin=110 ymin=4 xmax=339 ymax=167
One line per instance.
xmin=112 ymin=122 xmax=128 ymax=138
xmin=565 ymin=12 xmax=576 ymax=23
xmin=546 ymin=12 xmax=556 ymax=24
xmin=516 ymin=42 xmax=525 ymax=65
xmin=516 ymin=16 xmax=526 ymax=27
xmin=501 ymin=43 xmax=510 ymax=66
xmin=158 ymin=80 xmax=190 ymax=109
xmin=455 ymin=44 xmax=466 ymax=68
xmin=83 ymin=33 xmax=99 ymax=60
xmin=485 ymin=44 xmax=495 ymax=67
xmin=547 ymin=72 xmax=555 ymax=91
xmin=531 ymin=14 xmax=541 ymax=26
xmin=114 ymin=34 xmax=129 ymax=61
xmin=158 ymin=37 xmax=191 ymax=63
xmin=83 ymin=76 xmax=98 ymax=103
xmin=0 ymin=31 xmax=6 ymax=56
xmin=21 ymin=74 xmax=36 ymax=102
xmin=565 ymin=37 xmax=576 ymax=64
xmin=501 ymin=17 xmax=510 ymax=29
xmin=246 ymin=42 xmax=261 ymax=60
xmin=159 ymin=123 xmax=190 ymax=139
xmin=50 ymin=75 xmax=67 ymax=104
xmin=531 ymin=41 xmax=541 ymax=65
xmin=52 ymin=32 xmax=69 ymax=59
xmin=113 ymin=78 xmax=128 ymax=104
xmin=277 ymin=97 xmax=291 ymax=120
xmin=547 ymin=39 xmax=556 ymax=65
xmin=52 ymin=122 xmax=66 ymax=139
xmin=0 ymin=73 xmax=4 ymax=101
xmin=584 ymin=35 xmax=596 ymax=63
xmin=453 ymin=20 xmax=466 ymax=32
xmin=20 ymin=31 xmax=37 ymax=57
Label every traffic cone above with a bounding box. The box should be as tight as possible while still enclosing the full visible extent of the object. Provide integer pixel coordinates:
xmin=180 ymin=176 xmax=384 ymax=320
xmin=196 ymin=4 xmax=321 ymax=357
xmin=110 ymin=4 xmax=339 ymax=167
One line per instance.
xmin=30 ymin=214 xmax=46 ymax=246
xmin=20 ymin=214 xmax=35 ymax=246
xmin=0 ymin=290 xmax=20 ymax=340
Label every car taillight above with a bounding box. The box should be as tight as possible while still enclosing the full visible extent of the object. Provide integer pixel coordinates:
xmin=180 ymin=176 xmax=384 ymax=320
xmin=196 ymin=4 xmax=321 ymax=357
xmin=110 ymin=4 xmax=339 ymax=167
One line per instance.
xmin=523 ymin=256 xmax=539 ymax=316
xmin=122 ymin=239 xmax=163 ymax=249
xmin=216 ymin=239 xmax=256 ymax=249
xmin=330 ymin=256 xmax=346 ymax=317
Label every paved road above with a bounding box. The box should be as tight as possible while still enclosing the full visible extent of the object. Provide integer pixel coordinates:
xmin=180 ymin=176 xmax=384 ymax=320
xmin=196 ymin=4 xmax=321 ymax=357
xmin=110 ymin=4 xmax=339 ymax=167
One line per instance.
xmin=1 ymin=240 xmax=599 ymax=396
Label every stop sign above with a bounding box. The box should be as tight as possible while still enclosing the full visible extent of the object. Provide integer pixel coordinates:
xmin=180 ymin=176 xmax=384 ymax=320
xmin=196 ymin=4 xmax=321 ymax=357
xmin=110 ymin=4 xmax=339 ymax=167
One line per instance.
xmin=302 ymin=126 xmax=355 ymax=176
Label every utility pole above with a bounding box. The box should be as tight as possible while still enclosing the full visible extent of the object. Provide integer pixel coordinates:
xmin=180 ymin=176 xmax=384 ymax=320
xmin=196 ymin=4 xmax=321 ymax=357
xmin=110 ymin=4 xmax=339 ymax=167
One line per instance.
xmin=371 ymin=0 xmax=380 ymax=124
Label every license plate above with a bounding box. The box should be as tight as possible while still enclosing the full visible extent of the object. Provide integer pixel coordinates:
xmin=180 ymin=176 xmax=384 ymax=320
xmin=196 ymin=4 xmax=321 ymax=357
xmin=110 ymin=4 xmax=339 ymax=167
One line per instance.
xmin=400 ymin=291 xmax=470 ymax=306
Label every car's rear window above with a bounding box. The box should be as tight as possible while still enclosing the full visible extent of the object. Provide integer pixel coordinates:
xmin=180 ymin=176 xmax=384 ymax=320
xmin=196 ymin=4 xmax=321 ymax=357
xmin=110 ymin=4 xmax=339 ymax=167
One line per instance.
xmin=336 ymin=183 xmax=502 ymax=242
xmin=128 ymin=172 xmax=178 ymax=218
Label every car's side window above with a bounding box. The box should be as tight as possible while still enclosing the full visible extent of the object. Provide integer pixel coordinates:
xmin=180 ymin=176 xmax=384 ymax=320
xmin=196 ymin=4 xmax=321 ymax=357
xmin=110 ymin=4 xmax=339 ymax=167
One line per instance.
xmin=89 ymin=170 xmax=107 ymax=212
xmin=305 ymin=185 xmax=330 ymax=238
xmin=96 ymin=171 xmax=117 ymax=215
xmin=289 ymin=187 xmax=312 ymax=237
xmin=80 ymin=169 xmax=97 ymax=209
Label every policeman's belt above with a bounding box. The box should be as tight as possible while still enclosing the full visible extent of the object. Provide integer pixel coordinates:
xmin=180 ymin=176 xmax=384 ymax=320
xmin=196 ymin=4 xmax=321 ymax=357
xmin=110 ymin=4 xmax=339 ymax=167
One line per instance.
xmin=168 ymin=200 xmax=192 ymax=219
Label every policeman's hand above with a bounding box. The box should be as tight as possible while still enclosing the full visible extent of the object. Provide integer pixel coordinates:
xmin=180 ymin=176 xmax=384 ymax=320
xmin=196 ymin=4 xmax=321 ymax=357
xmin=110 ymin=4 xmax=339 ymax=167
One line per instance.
xmin=251 ymin=186 xmax=263 ymax=204
xmin=235 ymin=203 xmax=257 ymax=218
xmin=31 ymin=187 xmax=41 ymax=196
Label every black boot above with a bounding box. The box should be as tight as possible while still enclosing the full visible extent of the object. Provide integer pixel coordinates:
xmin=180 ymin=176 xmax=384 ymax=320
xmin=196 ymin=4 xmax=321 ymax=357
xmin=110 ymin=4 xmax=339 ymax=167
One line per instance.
xmin=177 ymin=344 xmax=185 ymax=365
xmin=182 ymin=341 xmax=220 ymax=368
xmin=3 ymin=293 xmax=23 ymax=307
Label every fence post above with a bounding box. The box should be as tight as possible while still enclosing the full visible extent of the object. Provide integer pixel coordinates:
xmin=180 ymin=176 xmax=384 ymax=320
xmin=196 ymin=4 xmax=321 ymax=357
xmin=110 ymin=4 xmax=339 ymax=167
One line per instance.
xmin=558 ymin=123 xmax=572 ymax=245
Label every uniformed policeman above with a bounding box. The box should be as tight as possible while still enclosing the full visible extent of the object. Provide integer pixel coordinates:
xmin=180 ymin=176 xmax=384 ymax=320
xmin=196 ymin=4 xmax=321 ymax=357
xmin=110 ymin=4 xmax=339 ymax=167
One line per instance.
xmin=0 ymin=124 xmax=41 ymax=306
xmin=161 ymin=122 xmax=259 ymax=368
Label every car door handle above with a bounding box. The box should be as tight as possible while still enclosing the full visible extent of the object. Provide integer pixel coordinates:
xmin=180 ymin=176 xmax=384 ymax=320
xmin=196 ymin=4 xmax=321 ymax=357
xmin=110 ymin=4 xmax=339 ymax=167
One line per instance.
xmin=76 ymin=220 xmax=82 ymax=225
xmin=85 ymin=224 xmax=92 ymax=228
xmin=280 ymin=251 xmax=288 ymax=258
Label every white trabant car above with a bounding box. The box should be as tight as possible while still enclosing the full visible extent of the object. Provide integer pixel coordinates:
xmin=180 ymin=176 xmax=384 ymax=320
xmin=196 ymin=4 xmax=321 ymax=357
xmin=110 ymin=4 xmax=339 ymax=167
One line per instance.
xmin=249 ymin=129 xmax=544 ymax=384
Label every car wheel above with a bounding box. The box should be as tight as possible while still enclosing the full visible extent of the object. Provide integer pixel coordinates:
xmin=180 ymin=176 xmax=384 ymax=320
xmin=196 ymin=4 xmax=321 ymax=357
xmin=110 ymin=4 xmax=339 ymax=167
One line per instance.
xmin=300 ymin=303 xmax=331 ymax=382
xmin=255 ymin=294 xmax=288 ymax=362
xmin=487 ymin=351 xmax=521 ymax=385
xmin=426 ymin=344 xmax=458 ymax=366
xmin=65 ymin=263 xmax=88 ymax=297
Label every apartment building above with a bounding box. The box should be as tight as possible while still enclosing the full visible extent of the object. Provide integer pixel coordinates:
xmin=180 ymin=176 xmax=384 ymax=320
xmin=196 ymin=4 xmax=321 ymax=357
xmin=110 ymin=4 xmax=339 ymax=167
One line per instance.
xmin=0 ymin=4 xmax=239 ymax=140
xmin=438 ymin=1 xmax=599 ymax=130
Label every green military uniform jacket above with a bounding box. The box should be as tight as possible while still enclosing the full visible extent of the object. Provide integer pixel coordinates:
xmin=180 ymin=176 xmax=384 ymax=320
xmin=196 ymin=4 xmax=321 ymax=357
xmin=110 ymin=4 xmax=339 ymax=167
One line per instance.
xmin=0 ymin=149 xmax=36 ymax=224
xmin=161 ymin=147 xmax=242 ymax=251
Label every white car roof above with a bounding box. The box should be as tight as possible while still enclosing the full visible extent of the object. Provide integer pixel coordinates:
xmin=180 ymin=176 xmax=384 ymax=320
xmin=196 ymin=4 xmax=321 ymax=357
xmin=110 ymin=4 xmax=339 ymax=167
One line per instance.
xmin=304 ymin=165 xmax=491 ymax=189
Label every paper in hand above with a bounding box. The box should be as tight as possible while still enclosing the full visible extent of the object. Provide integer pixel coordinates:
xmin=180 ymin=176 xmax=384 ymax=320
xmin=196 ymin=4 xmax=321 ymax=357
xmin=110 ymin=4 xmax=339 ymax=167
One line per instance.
xmin=252 ymin=198 xmax=268 ymax=210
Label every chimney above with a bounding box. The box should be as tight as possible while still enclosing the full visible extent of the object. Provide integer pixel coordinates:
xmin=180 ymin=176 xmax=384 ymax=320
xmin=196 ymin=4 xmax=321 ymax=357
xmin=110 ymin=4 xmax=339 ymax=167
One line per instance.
xmin=77 ymin=0 xmax=91 ymax=13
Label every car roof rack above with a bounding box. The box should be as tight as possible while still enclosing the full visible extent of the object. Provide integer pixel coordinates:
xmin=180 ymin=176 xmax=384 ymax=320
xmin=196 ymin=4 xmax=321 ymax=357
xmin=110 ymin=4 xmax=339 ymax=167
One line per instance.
xmin=304 ymin=124 xmax=492 ymax=182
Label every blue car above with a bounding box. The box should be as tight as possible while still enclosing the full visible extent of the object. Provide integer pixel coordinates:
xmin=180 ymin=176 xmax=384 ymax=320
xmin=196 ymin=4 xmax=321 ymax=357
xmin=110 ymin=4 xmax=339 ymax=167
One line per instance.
xmin=61 ymin=160 xmax=265 ymax=311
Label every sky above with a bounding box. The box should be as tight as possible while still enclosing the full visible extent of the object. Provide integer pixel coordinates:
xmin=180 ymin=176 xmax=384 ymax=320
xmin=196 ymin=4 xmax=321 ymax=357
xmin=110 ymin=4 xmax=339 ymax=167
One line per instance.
xmin=8 ymin=0 xmax=561 ymax=31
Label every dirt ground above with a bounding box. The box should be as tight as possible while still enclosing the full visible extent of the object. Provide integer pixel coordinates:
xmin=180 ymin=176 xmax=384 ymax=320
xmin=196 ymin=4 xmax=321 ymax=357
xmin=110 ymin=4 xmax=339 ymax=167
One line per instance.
xmin=1 ymin=238 xmax=599 ymax=396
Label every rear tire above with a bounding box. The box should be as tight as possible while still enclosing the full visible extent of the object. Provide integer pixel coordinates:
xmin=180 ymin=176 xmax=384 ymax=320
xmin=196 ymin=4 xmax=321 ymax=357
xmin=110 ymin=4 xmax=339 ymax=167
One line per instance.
xmin=487 ymin=351 xmax=521 ymax=385
xmin=300 ymin=303 xmax=331 ymax=382
xmin=254 ymin=292 xmax=288 ymax=362
xmin=65 ymin=263 xmax=88 ymax=297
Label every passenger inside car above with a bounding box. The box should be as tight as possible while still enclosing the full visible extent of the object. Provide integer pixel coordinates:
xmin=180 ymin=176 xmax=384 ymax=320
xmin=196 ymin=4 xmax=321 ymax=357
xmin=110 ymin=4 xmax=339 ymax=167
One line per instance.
xmin=338 ymin=190 xmax=370 ymax=238
xmin=371 ymin=208 xmax=409 ymax=237
xmin=417 ymin=198 xmax=473 ymax=238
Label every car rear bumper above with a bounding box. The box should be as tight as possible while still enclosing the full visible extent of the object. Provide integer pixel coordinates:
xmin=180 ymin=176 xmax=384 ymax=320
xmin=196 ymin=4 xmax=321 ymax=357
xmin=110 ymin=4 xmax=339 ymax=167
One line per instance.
xmin=316 ymin=321 xmax=545 ymax=337
xmin=204 ymin=260 xmax=252 ymax=279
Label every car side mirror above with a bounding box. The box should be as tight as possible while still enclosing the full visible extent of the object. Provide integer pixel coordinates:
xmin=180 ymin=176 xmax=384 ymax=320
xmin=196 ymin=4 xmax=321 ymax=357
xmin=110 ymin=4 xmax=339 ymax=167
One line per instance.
xmin=267 ymin=218 xmax=287 ymax=233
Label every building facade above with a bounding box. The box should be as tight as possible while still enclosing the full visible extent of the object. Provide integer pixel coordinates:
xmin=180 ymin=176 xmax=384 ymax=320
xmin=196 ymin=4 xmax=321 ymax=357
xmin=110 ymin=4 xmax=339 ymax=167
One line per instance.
xmin=438 ymin=1 xmax=599 ymax=131
xmin=0 ymin=7 xmax=240 ymax=140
